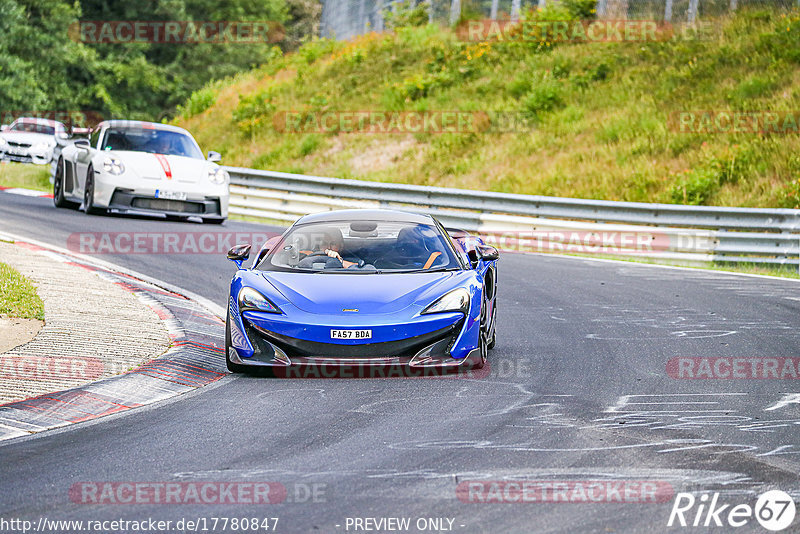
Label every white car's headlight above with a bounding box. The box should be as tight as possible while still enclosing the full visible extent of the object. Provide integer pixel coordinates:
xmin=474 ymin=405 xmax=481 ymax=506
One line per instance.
xmin=0 ymin=138 xmax=7 ymax=147
xmin=422 ymin=288 xmax=471 ymax=315
xmin=208 ymin=167 xmax=229 ymax=185
xmin=103 ymin=157 xmax=125 ymax=175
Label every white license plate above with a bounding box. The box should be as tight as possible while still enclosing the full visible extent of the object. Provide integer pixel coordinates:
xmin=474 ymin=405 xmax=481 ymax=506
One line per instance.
xmin=155 ymin=190 xmax=187 ymax=201
xmin=330 ymin=329 xmax=372 ymax=340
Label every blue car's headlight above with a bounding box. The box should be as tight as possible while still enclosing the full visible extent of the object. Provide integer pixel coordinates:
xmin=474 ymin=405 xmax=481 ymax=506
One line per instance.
xmin=238 ymin=286 xmax=281 ymax=314
xmin=422 ymin=288 xmax=470 ymax=315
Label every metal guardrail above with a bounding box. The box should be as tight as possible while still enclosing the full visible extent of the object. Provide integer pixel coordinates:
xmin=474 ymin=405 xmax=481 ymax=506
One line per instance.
xmin=225 ymin=166 xmax=800 ymax=266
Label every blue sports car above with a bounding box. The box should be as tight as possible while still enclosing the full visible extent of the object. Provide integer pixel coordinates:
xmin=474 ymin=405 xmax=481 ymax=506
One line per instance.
xmin=225 ymin=209 xmax=498 ymax=375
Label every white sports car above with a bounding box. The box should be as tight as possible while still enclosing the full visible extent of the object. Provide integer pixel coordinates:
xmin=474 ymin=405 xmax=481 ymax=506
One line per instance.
xmin=54 ymin=120 xmax=229 ymax=224
xmin=0 ymin=117 xmax=67 ymax=164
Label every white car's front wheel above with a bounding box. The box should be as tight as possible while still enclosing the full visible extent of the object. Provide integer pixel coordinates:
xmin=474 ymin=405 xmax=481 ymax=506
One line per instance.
xmin=83 ymin=166 xmax=104 ymax=216
xmin=53 ymin=158 xmax=79 ymax=210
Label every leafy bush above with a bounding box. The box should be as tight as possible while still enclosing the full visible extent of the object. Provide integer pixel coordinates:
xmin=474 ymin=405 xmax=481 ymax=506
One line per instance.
xmin=671 ymin=167 xmax=719 ymax=204
xmin=298 ymin=134 xmax=322 ymax=156
xmin=507 ymin=76 xmax=531 ymax=98
xmin=178 ymin=87 xmax=216 ymax=118
xmin=562 ymin=0 xmax=598 ymax=20
xmin=780 ymin=155 xmax=800 ymax=208
xmin=728 ymin=75 xmax=776 ymax=104
xmin=384 ymin=0 xmax=430 ymax=30
xmin=233 ymin=90 xmax=277 ymax=136
xmin=670 ymin=145 xmax=756 ymax=204
xmin=523 ymin=79 xmax=564 ymax=117
xmin=756 ymin=11 xmax=800 ymax=63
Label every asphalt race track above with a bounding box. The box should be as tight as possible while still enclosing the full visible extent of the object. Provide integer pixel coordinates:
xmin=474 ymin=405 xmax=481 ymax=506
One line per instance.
xmin=2 ymin=190 xmax=800 ymax=533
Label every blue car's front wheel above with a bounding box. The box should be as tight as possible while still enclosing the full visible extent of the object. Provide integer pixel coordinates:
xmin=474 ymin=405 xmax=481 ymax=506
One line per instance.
xmin=225 ymin=312 xmax=247 ymax=374
xmin=487 ymin=302 xmax=496 ymax=350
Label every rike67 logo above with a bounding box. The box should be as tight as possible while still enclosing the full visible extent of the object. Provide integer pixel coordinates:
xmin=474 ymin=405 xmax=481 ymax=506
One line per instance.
xmin=668 ymin=490 xmax=796 ymax=531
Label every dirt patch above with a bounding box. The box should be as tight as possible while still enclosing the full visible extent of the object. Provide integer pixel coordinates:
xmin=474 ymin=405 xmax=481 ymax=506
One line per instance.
xmin=0 ymin=316 xmax=43 ymax=353
xmin=349 ymin=136 xmax=420 ymax=174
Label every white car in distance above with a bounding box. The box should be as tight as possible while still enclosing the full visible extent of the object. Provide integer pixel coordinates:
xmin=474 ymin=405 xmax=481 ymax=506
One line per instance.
xmin=0 ymin=117 xmax=67 ymax=164
xmin=55 ymin=120 xmax=229 ymax=224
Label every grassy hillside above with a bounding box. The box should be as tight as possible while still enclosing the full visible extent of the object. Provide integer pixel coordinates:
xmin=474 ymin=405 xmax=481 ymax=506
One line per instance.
xmin=176 ymin=7 xmax=800 ymax=208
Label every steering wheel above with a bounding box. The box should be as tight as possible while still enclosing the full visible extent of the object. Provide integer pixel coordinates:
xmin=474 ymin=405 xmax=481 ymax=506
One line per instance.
xmin=298 ymin=251 xmax=343 ymax=269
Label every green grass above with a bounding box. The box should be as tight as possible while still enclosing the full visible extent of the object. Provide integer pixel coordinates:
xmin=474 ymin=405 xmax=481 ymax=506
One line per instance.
xmin=175 ymin=8 xmax=800 ymax=208
xmin=0 ymin=262 xmax=45 ymax=320
xmin=0 ymin=162 xmax=51 ymax=193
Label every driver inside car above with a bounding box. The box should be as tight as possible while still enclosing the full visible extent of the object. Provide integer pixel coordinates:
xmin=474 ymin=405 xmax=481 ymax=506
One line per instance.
xmin=149 ymin=135 xmax=172 ymax=155
xmin=298 ymin=228 xmax=363 ymax=269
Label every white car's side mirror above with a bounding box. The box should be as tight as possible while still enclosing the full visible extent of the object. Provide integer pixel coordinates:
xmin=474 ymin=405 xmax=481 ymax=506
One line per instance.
xmin=207 ymin=151 xmax=222 ymax=162
xmin=74 ymin=139 xmax=91 ymax=151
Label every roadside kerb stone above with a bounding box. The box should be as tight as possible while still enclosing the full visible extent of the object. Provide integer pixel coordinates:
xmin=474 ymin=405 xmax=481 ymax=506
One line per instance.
xmin=0 ymin=240 xmax=171 ymax=403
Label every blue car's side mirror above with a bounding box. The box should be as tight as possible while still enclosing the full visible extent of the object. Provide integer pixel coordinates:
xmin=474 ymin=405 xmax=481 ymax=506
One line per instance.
xmin=227 ymin=244 xmax=251 ymax=269
xmin=476 ymin=245 xmax=499 ymax=261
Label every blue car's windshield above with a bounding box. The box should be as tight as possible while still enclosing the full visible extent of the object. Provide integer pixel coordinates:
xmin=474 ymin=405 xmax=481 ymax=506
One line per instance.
xmin=261 ymin=220 xmax=461 ymax=273
xmin=100 ymin=128 xmax=203 ymax=159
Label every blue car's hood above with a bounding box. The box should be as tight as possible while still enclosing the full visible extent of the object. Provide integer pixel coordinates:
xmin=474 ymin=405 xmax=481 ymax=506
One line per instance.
xmin=261 ymin=271 xmax=456 ymax=315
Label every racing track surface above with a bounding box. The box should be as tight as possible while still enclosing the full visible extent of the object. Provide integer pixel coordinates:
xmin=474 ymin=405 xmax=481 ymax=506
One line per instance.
xmin=1 ymin=190 xmax=800 ymax=533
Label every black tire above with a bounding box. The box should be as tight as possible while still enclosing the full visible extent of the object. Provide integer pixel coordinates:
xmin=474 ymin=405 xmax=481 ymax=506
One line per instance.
xmin=487 ymin=303 xmax=497 ymax=350
xmin=473 ymin=298 xmax=489 ymax=369
xmin=473 ymin=330 xmax=488 ymax=370
xmin=225 ymin=312 xmax=247 ymax=373
xmin=83 ymin=167 xmax=104 ymax=215
xmin=203 ymin=217 xmax=226 ymax=225
xmin=53 ymin=158 xmax=79 ymax=209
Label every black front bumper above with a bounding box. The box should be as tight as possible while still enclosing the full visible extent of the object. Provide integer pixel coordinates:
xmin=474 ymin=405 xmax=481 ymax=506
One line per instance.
xmin=1 ymin=152 xmax=34 ymax=163
xmin=230 ymin=316 xmax=480 ymax=372
xmin=109 ymin=189 xmax=222 ymax=217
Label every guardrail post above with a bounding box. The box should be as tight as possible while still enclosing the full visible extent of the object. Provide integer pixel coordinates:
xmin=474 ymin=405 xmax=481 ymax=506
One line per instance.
xmin=664 ymin=0 xmax=673 ymax=22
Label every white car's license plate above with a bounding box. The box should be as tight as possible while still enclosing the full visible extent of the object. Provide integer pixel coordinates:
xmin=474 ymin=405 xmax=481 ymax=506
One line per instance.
xmin=155 ymin=190 xmax=187 ymax=201
xmin=330 ymin=329 xmax=372 ymax=340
